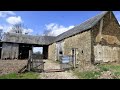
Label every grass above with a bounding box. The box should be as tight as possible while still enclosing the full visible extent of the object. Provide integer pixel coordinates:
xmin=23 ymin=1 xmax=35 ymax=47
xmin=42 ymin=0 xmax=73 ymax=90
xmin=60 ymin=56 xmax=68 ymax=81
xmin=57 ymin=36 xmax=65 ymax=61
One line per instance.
xmin=97 ymin=64 xmax=120 ymax=72
xmin=98 ymin=64 xmax=120 ymax=77
xmin=0 ymin=72 xmax=40 ymax=79
xmin=73 ymin=70 xmax=101 ymax=79
xmin=73 ymin=64 xmax=120 ymax=79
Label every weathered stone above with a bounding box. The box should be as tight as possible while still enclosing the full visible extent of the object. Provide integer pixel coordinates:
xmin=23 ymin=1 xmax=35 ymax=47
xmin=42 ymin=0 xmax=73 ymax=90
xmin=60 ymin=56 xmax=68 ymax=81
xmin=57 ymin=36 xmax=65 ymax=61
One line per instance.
xmin=92 ymin=11 xmax=120 ymax=63
xmin=48 ymin=43 xmax=56 ymax=60
xmin=48 ymin=11 xmax=120 ymax=67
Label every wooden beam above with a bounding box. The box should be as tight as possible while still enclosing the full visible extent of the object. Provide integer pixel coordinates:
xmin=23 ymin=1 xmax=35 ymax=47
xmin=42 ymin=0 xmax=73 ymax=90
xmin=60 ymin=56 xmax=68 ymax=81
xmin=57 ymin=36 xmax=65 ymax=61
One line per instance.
xmin=99 ymin=18 xmax=103 ymax=36
xmin=27 ymin=50 xmax=32 ymax=71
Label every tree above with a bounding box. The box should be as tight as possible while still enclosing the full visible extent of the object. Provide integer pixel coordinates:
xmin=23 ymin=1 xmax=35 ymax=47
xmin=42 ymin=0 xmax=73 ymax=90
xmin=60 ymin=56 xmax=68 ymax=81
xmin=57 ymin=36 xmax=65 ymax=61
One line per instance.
xmin=43 ymin=29 xmax=51 ymax=36
xmin=0 ymin=29 xmax=3 ymax=41
xmin=10 ymin=23 xmax=23 ymax=34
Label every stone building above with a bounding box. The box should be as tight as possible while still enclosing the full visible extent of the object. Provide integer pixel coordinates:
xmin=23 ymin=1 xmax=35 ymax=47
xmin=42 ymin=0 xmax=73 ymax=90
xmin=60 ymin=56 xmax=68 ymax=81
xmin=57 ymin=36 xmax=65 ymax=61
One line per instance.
xmin=0 ymin=11 xmax=120 ymax=65
xmin=0 ymin=33 xmax=56 ymax=60
xmin=48 ymin=11 xmax=120 ymax=65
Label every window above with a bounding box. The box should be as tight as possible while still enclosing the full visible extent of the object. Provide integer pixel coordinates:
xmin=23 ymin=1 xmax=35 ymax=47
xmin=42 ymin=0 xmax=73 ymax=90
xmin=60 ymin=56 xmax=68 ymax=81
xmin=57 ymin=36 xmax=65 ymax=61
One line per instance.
xmin=82 ymin=50 xmax=83 ymax=53
xmin=59 ymin=51 xmax=63 ymax=54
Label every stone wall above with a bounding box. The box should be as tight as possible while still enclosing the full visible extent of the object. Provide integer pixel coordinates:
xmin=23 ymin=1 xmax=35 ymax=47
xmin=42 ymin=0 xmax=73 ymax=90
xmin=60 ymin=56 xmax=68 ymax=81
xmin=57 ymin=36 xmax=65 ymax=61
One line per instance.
xmin=64 ymin=30 xmax=92 ymax=65
xmin=94 ymin=44 xmax=120 ymax=63
xmin=0 ymin=60 xmax=27 ymax=75
xmin=48 ymin=43 xmax=56 ymax=60
xmin=92 ymin=11 xmax=120 ymax=63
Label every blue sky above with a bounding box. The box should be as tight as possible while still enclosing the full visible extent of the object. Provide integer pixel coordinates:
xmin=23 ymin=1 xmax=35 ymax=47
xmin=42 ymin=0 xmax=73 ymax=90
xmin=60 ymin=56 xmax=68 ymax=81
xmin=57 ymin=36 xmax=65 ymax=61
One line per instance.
xmin=0 ymin=11 xmax=120 ymax=36
xmin=0 ymin=11 xmax=120 ymax=52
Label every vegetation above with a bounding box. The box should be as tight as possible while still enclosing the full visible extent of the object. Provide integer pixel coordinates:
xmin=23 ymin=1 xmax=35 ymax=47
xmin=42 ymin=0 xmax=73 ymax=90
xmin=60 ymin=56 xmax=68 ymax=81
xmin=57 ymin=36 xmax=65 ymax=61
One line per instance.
xmin=0 ymin=72 xmax=40 ymax=79
xmin=97 ymin=64 xmax=120 ymax=77
xmin=73 ymin=64 xmax=120 ymax=79
xmin=73 ymin=70 xmax=101 ymax=79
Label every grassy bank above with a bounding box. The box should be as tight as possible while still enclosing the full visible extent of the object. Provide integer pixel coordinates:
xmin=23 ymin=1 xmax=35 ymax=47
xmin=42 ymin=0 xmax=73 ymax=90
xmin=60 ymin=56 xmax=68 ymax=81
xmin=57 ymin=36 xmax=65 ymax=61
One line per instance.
xmin=73 ymin=70 xmax=101 ymax=79
xmin=0 ymin=72 xmax=40 ymax=79
xmin=73 ymin=64 xmax=120 ymax=79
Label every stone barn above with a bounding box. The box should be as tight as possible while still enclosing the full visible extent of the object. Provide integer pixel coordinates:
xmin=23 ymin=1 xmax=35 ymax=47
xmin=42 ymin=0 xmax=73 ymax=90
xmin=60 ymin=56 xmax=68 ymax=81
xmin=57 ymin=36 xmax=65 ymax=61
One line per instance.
xmin=0 ymin=11 xmax=120 ymax=66
xmin=0 ymin=33 xmax=56 ymax=60
xmin=48 ymin=11 xmax=120 ymax=65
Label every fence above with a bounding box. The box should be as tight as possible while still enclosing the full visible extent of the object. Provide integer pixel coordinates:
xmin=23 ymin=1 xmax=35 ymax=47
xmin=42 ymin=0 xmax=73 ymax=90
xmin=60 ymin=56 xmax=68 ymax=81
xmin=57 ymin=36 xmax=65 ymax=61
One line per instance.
xmin=60 ymin=55 xmax=74 ymax=70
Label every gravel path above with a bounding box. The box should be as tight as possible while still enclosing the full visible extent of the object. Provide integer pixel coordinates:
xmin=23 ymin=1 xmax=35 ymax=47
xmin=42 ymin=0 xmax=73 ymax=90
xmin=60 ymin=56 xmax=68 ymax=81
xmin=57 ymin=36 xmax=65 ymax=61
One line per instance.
xmin=40 ymin=60 xmax=78 ymax=79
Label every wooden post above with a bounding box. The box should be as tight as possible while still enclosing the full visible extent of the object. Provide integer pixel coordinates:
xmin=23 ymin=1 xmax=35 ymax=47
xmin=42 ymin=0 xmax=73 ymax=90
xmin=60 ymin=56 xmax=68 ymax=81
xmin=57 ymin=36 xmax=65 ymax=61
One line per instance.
xmin=31 ymin=46 xmax=33 ymax=69
xmin=99 ymin=18 xmax=103 ymax=38
xmin=72 ymin=48 xmax=75 ymax=68
xmin=28 ymin=50 xmax=32 ymax=71
xmin=73 ymin=49 xmax=76 ymax=68
xmin=72 ymin=48 xmax=77 ymax=69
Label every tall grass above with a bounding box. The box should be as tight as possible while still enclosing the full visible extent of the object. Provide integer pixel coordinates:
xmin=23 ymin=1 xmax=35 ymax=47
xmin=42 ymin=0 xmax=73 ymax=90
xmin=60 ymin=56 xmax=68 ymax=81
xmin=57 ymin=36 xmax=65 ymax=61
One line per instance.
xmin=73 ymin=64 xmax=120 ymax=79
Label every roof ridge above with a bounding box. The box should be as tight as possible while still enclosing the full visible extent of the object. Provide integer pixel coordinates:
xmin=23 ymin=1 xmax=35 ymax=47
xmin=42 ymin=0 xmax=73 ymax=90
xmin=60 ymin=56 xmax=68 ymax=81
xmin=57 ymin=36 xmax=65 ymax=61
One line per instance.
xmin=55 ymin=11 xmax=109 ymax=42
xmin=75 ymin=11 xmax=108 ymax=27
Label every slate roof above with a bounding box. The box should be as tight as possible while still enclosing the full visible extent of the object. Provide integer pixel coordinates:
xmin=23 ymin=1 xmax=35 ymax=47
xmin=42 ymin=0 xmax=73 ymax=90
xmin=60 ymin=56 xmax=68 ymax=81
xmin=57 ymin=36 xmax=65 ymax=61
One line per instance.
xmin=55 ymin=11 xmax=108 ymax=42
xmin=2 ymin=33 xmax=56 ymax=45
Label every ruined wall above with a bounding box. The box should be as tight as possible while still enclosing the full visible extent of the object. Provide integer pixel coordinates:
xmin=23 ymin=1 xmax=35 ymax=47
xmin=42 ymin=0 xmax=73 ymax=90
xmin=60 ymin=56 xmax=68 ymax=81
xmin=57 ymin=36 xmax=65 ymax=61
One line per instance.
xmin=1 ymin=43 xmax=19 ymax=60
xmin=48 ymin=43 xmax=56 ymax=60
xmin=64 ymin=30 xmax=92 ymax=65
xmin=92 ymin=12 xmax=120 ymax=63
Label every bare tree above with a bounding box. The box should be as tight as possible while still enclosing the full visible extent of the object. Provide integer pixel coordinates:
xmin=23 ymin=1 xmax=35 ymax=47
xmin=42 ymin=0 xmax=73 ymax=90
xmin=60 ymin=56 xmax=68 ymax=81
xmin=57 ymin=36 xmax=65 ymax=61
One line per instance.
xmin=0 ymin=29 xmax=3 ymax=41
xmin=43 ymin=29 xmax=51 ymax=36
xmin=10 ymin=23 xmax=23 ymax=34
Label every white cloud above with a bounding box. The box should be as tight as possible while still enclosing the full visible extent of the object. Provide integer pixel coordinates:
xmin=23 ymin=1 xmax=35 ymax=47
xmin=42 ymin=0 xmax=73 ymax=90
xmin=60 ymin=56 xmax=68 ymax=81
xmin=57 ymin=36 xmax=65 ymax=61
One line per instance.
xmin=6 ymin=16 xmax=23 ymax=25
xmin=0 ymin=11 xmax=15 ymax=17
xmin=0 ymin=25 xmax=13 ymax=33
xmin=0 ymin=25 xmax=4 ymax=30
xmin=1 ymin=25 xmax=12 ymax=33
xmin=44 ymin=23 xmax=75 ymax=36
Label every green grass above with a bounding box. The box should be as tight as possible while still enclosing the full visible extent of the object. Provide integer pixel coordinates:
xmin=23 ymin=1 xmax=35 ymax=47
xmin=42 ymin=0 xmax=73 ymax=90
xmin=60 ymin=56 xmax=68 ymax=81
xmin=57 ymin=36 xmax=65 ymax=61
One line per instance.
xmin=73 ymin=70 xmax=101 ymax=79
xmin=0 ymin=72 xmax=40 ymax=79
xmin=97 ymin=64 xmax=120 ymax=72
xmin=73 ymin=64 xmax=120 ymax=79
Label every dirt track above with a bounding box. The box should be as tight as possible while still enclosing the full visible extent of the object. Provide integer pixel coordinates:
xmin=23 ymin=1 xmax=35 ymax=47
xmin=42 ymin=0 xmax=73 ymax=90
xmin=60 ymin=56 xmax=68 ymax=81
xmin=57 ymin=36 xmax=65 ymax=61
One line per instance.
xmin=40 ymin=60 xmax=78 ymax=79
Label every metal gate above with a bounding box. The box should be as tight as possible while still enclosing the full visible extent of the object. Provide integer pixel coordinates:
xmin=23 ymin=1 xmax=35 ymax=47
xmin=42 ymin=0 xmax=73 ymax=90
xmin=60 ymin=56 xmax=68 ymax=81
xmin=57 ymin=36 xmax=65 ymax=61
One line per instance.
xmin=31 ymin=59 xmax=45 ymax=72
xmin=60 ymin=48 xmax=78 ymax=70
xmin=27 ymin=50 xmax=45 ymax=72
xmin=60 ymin=55 xmax=73 ymax=70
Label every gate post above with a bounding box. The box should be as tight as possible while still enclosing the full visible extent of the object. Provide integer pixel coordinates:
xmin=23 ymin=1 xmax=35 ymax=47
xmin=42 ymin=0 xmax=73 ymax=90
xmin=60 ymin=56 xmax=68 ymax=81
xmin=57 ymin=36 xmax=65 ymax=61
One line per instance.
xmin=72 ymin=48 xmax=77 ymax=69
xmin=28 ymin=50 xmax=32 ymax=71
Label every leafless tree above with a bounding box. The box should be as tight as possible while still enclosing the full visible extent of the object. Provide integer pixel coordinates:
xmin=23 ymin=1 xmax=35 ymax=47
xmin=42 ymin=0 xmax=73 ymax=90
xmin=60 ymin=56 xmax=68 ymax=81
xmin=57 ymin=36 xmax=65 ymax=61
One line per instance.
xmin=0 ymin=29 xmax=3 ymax=41
xmin=10 ymin=23 xmax=23 ymax=34
xmin=43 ymin=29 xmax=51 ymax=36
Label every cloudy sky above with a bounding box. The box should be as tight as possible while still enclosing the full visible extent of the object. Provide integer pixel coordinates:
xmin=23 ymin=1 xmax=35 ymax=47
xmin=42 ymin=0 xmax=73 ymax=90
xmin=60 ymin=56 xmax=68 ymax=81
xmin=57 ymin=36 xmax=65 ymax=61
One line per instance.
xmin=0 ymin=11 xmax=120 ymax=52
